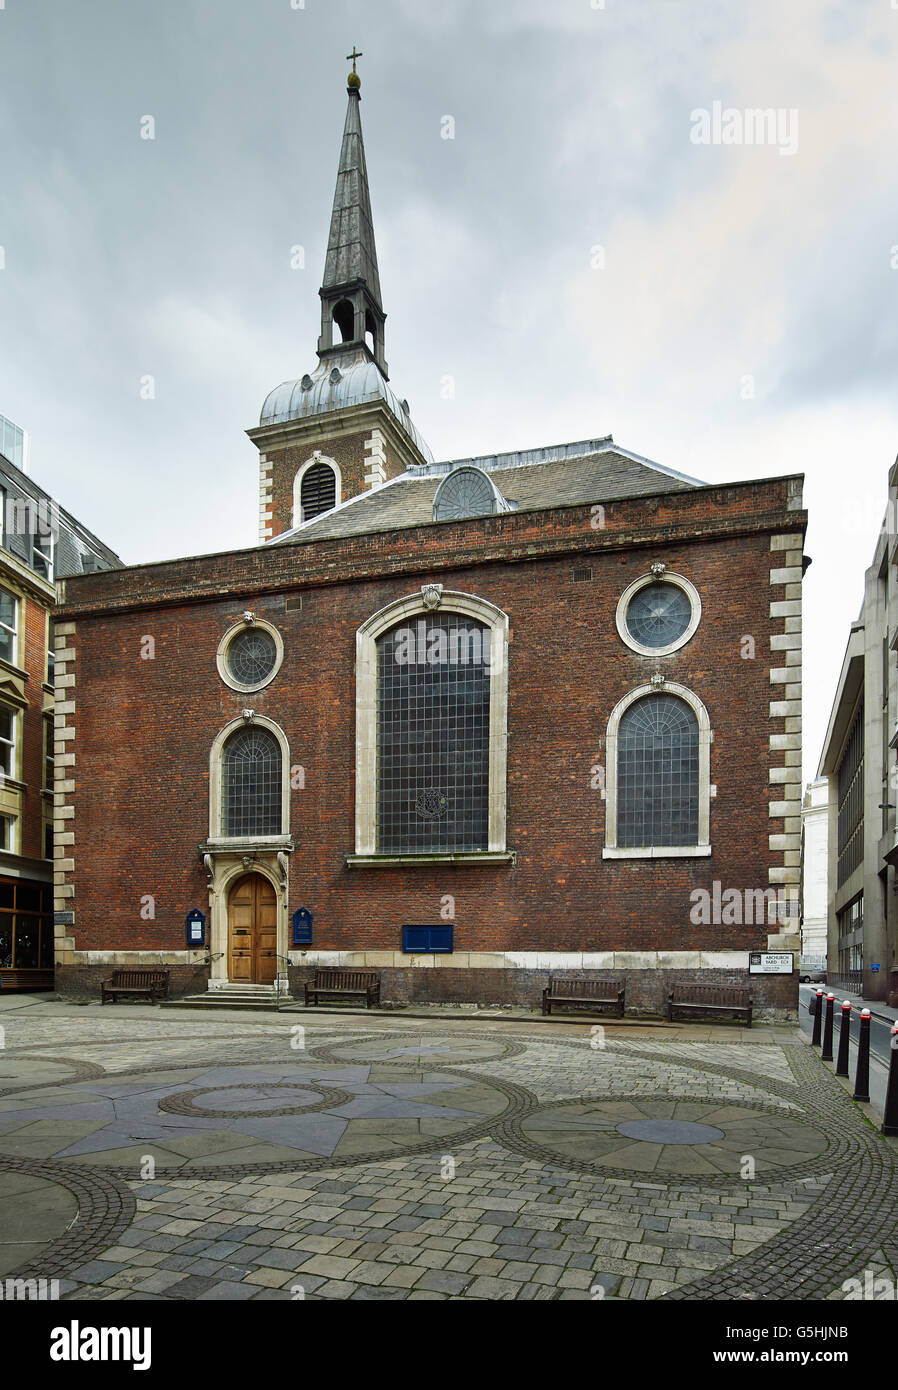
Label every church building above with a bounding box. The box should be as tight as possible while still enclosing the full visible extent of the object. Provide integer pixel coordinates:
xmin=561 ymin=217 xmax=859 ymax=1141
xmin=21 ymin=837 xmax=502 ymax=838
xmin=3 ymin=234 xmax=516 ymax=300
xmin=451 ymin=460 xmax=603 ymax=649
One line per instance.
xmin=52 ymin=65 xmax=807 ymax=1017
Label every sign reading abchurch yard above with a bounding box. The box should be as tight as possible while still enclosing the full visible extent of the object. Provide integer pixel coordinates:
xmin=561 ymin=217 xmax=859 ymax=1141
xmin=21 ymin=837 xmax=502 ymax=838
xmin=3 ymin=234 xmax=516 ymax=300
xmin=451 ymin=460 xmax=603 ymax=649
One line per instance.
xmin=749 ymin=953 xmax=794 ymax=975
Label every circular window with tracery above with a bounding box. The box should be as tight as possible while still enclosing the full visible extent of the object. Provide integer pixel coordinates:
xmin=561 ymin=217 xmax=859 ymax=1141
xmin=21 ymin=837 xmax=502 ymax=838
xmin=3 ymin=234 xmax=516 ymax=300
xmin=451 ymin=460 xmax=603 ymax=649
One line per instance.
xmin=216 ymin=619 xmax=284 ymax=693
xmin=616 ymin=572 xmax=701 ymax=657
xmin=227 ymin=629 xmax=277 ymax=686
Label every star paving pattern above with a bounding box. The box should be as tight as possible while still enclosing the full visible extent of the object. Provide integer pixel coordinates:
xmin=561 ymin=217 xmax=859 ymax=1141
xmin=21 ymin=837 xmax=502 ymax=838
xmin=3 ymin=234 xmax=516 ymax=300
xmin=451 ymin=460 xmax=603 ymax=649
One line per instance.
xmin=0 ymin=1003 xmax=896 ymax=1300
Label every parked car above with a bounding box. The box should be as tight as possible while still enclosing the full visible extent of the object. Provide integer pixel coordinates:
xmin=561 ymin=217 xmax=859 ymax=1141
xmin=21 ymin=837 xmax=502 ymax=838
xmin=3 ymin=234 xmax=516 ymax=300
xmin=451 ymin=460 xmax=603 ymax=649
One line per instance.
xmin=799 ymin=956 xmax=827 ymax=984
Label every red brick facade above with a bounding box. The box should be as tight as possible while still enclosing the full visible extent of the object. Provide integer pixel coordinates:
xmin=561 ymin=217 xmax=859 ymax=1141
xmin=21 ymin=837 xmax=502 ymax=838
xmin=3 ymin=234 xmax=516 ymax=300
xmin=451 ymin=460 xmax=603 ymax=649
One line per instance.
xmin=53 ymin=475 xmax=806 ymax=1015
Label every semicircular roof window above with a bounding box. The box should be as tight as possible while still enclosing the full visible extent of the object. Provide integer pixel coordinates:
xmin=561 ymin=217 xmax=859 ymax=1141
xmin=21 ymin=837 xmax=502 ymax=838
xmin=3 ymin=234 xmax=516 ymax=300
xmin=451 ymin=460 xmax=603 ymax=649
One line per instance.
xmin=300 ymin=461 xmax=337 ymax=521
xmin=433 ymin=466 xmax=507 ymax=523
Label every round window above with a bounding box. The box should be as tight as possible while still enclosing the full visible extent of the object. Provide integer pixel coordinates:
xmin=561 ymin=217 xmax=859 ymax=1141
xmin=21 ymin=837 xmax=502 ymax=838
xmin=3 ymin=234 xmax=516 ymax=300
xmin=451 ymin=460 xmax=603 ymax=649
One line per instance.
xmin=226 ymin=628 xmax=278 ymax=687
xmin=624 ymin=583 xmax=693 ymax=650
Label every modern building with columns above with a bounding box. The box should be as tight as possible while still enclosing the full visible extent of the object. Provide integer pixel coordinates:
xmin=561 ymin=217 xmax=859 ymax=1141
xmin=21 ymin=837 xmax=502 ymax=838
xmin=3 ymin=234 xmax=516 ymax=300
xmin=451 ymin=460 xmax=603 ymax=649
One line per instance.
xmin=51 ymin=68 xmax=807 ymax=1017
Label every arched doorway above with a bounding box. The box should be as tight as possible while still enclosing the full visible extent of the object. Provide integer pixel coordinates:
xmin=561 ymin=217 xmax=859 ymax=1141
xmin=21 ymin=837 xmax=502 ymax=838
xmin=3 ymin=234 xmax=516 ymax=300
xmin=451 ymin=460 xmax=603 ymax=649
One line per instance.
xmin=228 ymin=873 xmax=277 ymax=984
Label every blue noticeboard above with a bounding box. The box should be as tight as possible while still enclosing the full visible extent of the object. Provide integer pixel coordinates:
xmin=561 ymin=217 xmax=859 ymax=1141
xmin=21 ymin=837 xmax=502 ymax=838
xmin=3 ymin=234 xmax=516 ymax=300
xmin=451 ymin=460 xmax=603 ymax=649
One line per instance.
xmin=292 ymin=908 xmax=313 ymax=946
xmin=186 ymin=910 xmax=206 ymax=946
xmin=402 ymin=925 xmax=453 ymax=954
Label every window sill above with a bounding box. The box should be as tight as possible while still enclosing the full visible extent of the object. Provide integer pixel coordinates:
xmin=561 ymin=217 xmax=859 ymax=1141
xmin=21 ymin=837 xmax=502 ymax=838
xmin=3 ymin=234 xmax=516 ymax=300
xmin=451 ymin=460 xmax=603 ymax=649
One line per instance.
xmin=346 ymin=851 xmax=516 ymax=868
xmin=602 ymin=845 xmax=712 ymax=859
xmin=201 ymin=836 xmax=295 ymax=853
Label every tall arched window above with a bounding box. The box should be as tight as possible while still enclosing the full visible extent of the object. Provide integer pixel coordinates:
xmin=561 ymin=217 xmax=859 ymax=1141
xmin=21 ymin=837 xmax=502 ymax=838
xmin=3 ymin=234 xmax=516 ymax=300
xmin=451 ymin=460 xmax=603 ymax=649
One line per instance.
xmin=617 ymin=695 xmax=698 ymax=847
xmin=222 ymin=726 xmax=282 ymax=837
xmin=377 ymin=614 xmax=491 ymax=853
xmin=603 ymin=683 xmax=712 ymax=859
xmin=351 ymin=588 xmax=511 ymax=862
xmin=300 ymin=462 xmax=336 ymax=521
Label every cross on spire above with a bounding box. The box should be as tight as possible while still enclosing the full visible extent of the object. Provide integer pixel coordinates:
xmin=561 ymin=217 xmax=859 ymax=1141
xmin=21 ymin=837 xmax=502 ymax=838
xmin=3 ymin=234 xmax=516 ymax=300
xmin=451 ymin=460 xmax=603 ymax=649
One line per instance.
xmin=346 ymin=46 xmax=363 ymax=76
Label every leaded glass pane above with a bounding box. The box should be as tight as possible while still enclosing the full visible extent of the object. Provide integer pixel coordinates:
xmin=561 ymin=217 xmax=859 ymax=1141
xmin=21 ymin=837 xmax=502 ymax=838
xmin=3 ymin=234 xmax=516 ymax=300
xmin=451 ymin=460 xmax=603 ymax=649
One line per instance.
xmin=625 ymin=583 xmax=692 ymax=648
xmin=617 ymin=694 xmax=699 ymax=847
xmin=377 ymin=615 xmax=490 ymax=853
xmin=223 ymin=727 xmax=281 ymax=837
xmin=227 ymin=629 xmax=277 ymax=686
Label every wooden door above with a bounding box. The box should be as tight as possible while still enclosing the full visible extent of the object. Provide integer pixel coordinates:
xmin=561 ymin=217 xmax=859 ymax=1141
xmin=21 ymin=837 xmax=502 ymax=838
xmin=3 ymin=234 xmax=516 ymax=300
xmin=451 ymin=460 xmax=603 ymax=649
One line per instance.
xmin=228 ymin=874 xmax=278 ymax=984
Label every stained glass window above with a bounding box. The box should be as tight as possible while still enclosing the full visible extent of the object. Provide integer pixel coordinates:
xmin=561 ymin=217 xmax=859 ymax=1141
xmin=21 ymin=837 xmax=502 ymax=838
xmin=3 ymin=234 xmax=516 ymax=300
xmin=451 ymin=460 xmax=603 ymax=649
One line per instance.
xmin=625 ymin=582 xmax=692 ymax=649
xmin=377 ymin=615 xmax=490 ymax=853
xmin=227 ymin=628 xmax=277 ymax=687
xmin=223 ymin=727 xmax=282 ymax=837
xmin=617 ymin=695 xmax=699 ymax=847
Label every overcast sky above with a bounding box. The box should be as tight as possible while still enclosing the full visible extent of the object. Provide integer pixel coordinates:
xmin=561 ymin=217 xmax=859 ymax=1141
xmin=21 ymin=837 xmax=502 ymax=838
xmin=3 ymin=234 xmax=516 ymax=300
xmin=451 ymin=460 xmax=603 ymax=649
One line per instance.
xmin=1 ymin=0 xmax=896 ymax=784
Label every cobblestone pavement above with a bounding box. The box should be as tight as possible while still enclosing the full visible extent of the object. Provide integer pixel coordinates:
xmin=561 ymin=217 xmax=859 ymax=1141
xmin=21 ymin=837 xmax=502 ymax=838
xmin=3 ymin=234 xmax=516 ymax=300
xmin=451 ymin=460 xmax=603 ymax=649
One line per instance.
xmin=1 ymin=999 xmax=896 ymax=1301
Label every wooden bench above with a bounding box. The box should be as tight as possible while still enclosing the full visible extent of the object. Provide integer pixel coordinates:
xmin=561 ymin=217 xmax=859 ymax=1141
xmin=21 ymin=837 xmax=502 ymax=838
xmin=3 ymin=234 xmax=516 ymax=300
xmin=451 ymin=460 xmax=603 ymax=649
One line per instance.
xmin=101 ymin=968 xmax=169 ymax=1005
xmin=542 ymin=976 xmax=625 ymax=1017
xmin=668 ymin=983 xmax=752 ymax=1027
xmin=304 ymin=969 xmax=381 ymax=1009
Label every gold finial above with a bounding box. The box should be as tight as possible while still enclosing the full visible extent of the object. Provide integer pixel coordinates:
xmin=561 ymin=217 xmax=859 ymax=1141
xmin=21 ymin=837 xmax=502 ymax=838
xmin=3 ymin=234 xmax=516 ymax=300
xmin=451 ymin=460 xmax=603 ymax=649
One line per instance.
xmin=346 ymin=46 xmax=362 ymax=88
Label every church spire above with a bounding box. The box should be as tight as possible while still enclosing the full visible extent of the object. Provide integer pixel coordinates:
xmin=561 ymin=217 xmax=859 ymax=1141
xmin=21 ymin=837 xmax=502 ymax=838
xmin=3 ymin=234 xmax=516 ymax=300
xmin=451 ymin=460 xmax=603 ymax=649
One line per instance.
xmin=317 ymin=53 xmax=388 ymax=378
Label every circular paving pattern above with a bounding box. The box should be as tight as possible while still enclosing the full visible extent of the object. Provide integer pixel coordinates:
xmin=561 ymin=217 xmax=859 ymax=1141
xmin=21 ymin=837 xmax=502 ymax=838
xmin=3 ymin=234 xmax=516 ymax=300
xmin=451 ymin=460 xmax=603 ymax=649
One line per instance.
xmin=615 ymin=1117 xmax=725 ymax=1145
xmin=3 ymin=1024 xmax=898 ymax=1303
xmin=309 ymin=1033 xmax=528 ymax=1066
xmin=158 ymin=1082 xmax=355 ymax=1119
xmin=508 ymin=1095 xmax=831 ymax=1179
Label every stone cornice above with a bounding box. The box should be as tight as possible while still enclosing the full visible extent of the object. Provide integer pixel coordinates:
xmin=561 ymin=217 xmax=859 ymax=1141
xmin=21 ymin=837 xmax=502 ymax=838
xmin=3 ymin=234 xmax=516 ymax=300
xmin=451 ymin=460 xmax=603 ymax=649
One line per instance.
xmin=55 ymin=481 xmax=806 ymax=621
xmin=246 ymin=398 xmax=428 ymax=477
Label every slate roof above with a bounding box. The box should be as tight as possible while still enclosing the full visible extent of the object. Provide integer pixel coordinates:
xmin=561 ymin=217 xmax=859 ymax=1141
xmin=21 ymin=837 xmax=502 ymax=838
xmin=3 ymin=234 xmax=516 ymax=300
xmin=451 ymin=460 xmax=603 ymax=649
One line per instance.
xmin=0 ymin=451 xmax=121 ymax=579
xmin=270 ymin=438 xmax=703 ymax=546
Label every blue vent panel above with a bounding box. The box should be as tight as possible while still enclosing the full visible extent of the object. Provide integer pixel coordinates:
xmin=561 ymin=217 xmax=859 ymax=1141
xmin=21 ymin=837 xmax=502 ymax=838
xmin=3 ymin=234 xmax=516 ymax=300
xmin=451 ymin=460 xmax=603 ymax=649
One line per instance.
xmin=402 ymin=924 xmax=453 ymax=954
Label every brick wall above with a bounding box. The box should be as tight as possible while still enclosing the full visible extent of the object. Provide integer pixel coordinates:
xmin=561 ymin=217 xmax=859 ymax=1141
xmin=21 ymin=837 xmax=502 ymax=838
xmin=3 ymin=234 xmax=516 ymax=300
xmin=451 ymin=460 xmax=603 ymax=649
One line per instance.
xmin=53 ymin=475 xmax=805 ymax=1000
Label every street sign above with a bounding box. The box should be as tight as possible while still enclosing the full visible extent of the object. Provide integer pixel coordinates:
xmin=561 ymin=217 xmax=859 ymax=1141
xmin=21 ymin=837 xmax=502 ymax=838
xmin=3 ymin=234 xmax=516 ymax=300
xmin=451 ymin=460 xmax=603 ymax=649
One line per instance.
xmin=749 ymin=952 xmax=794 ymax=975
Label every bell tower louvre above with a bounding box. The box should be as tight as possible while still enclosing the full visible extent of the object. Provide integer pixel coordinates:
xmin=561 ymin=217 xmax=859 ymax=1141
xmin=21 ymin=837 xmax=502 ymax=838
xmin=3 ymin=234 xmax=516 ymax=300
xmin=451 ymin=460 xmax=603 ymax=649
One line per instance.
xmin=247 ymin=55 xmax=433 ymax=543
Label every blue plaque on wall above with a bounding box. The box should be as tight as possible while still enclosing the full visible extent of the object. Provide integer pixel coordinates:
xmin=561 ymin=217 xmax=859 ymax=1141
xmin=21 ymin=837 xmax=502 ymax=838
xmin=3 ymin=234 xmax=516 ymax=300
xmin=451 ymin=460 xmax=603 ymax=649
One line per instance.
xmin=292 ymin=908 xmax=313 ymax=946
xmin=186 ymin=909 xmax=206 ymax=946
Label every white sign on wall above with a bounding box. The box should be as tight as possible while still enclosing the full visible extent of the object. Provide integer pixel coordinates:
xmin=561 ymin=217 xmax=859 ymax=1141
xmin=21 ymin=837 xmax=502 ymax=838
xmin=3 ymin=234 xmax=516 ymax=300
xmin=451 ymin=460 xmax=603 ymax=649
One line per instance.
xmin=749 ymin=952 xmax=794 ymax=975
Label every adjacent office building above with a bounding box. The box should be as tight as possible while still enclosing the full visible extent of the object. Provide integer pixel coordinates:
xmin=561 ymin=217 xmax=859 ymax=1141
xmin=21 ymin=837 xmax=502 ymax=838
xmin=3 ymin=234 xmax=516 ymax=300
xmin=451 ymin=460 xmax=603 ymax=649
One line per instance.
xmin=818 ymin=456 xmax=898 ymax=1004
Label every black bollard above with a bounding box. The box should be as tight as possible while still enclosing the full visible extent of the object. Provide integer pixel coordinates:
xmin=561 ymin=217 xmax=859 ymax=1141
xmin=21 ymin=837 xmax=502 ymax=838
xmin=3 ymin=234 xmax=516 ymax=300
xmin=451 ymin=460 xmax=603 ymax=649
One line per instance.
xmin=811 ymin=987 xmax=824 ymax=1047
xmin=882 ymin=1026 xmax=898 ymax=1137
xmin=853 ymin=1008 xmax=872 ymax=1103
xmin=836 ymin=1000 xmax=852 ymax=1077
xmin=821 ymin=992 xmax=835 ymax=1061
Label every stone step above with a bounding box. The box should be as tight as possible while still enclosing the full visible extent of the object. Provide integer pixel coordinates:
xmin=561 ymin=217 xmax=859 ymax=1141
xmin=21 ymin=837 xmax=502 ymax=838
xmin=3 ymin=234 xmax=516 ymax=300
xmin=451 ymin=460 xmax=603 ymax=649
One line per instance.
xmin=159 ymin=992 xmax=287 ymax=1012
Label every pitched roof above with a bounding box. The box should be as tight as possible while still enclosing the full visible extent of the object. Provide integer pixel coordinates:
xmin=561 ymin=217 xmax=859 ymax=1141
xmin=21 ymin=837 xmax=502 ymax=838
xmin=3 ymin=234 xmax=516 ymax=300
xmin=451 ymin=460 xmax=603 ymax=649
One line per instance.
xmin=271 ymin=438 xmax=703 ymax=546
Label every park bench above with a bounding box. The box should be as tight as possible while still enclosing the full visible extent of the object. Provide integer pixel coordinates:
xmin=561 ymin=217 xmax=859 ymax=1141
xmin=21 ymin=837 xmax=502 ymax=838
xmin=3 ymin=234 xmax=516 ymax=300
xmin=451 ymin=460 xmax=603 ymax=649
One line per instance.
xmin=668 ymin=983 xmax=752 ymax=1027
xmin=100 ymin=967 xmax=169 ymax=1005
xmin=542 ymin=976 xmax=626 ymax=1017
xmin=304 ymin=968 xmax=381 ymax=1009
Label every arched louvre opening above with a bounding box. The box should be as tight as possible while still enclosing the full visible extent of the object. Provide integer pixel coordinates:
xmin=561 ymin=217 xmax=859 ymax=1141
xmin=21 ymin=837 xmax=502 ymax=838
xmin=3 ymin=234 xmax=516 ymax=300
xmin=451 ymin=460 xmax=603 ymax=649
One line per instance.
xmin=300 ymin=463 xmax=337 ymax=521
xmin=376 ymin=614 xmax=490 ymax=853
xmin=617 ymin=694 xmax=699 ymax=847
xmin=222 ymin=727 xmax=282 ymax=837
